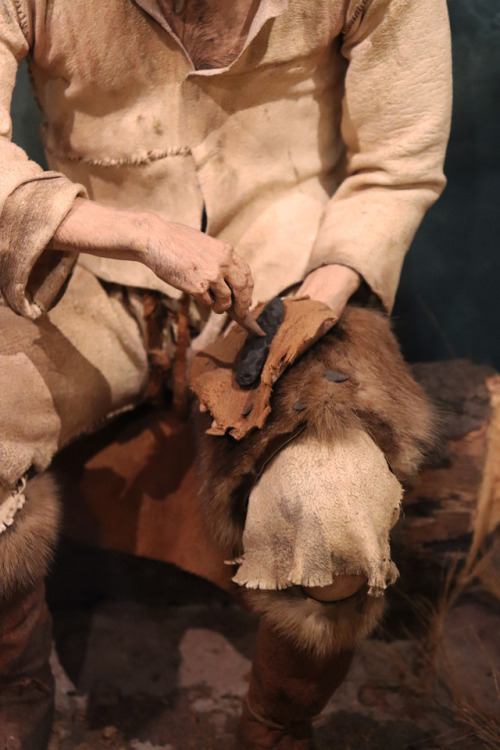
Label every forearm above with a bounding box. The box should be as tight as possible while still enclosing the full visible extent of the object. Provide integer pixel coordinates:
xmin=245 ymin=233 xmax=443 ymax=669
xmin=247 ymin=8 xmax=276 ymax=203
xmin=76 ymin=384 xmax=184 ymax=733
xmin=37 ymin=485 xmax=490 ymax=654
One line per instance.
xmin=47 ymin=197 xmax=255 ymax=322
xmin=47 ymin=197 xmax=146 ymax=262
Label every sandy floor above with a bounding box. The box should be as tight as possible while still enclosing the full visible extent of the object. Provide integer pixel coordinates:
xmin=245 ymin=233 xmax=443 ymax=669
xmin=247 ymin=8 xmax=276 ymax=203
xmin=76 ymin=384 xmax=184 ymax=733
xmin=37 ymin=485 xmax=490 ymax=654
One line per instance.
xmin=46 ymin=543 xmax=500 ymax=750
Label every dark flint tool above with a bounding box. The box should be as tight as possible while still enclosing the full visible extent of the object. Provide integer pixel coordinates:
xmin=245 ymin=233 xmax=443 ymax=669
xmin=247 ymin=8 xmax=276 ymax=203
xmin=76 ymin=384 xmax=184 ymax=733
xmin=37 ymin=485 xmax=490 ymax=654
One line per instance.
xmin=236 ymin=297 xmax=284 ymax=388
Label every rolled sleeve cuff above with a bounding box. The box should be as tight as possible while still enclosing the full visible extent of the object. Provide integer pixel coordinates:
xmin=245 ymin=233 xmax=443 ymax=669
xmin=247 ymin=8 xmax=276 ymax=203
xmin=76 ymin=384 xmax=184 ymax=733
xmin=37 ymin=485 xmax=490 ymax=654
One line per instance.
xmin=0 ymin=173 xmax=87 ymax=318
xmin=306 ymin=187 xmax=440 ymax=314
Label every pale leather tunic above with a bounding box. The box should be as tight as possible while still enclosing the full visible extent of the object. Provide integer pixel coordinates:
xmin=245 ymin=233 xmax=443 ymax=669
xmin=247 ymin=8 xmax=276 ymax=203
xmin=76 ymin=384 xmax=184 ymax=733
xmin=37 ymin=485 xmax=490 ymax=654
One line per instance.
xmin=0 ymin=0 xmax=451 ymax=319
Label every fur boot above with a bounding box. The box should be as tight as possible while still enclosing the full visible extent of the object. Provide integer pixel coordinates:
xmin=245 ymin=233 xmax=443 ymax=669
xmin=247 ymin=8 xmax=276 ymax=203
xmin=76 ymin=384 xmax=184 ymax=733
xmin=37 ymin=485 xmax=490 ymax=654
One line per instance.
xmin=237 ymin=621 xmax=353 ymax=749
xmin=0 ymin=474 xmax=60 ymax=750
xmin=0 ymin=582 xmax=55 ymax=750
xmin=244 ymin=585 xmax=385 ymax=658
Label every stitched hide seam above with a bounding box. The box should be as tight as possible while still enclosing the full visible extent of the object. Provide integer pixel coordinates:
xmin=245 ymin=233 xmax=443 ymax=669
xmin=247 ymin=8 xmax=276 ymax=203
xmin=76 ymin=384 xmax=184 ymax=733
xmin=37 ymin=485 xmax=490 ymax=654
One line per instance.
xmin=42 ymin=141 xmax=192 ymax=168
xmin=343 ymin=0 xmax=371 ymax=36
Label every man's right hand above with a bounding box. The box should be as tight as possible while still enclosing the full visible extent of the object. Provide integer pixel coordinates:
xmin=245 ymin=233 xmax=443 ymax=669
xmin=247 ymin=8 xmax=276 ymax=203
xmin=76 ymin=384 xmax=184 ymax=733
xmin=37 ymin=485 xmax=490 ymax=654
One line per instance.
xmin=136 ymin=214 xmax=253 ymax=319
xmin=49 ymin=198 xmax=254 ymax=320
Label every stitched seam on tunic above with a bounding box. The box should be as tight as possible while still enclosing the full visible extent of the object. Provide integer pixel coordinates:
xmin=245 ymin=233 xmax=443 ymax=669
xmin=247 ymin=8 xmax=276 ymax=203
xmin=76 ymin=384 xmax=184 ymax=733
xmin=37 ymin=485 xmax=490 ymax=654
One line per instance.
xmin=13 ymin=0 xmax=30 ymax=41
xmin=42 ymin=142 xmax=192 ymax=168
xmin=343 ymin=0 xmax=371 ymax=36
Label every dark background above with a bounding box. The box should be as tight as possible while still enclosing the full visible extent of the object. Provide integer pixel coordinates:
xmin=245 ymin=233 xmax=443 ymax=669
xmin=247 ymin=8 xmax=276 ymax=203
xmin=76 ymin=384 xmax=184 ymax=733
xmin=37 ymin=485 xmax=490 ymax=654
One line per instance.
xmin=10 ymin=0 xmax=500 ymax=368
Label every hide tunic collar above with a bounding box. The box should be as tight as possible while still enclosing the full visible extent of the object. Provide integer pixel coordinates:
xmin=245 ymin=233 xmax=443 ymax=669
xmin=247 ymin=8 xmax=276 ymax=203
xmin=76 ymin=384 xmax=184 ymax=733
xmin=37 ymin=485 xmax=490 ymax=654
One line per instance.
xmin=132 ymin=0 xmax=288 ymax=74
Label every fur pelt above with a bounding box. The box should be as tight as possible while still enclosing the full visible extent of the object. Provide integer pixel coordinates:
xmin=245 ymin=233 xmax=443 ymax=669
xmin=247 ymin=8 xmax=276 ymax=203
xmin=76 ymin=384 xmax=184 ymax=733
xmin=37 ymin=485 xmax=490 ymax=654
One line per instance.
xmin=0 ymin=474 xmax=60 ymax=600
xmin=244 ymin=586 xmax=386 ymax=658
xmin=196 ymin=305 xmax=436 ymax=559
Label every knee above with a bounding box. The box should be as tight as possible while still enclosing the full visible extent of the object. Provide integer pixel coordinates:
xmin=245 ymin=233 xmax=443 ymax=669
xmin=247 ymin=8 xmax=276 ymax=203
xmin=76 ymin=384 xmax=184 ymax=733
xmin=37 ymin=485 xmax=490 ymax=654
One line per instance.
xmin=303 ymin=574 xmax=367 ymax=602
xmin=0 ymin=474 xmax=60 ymax=600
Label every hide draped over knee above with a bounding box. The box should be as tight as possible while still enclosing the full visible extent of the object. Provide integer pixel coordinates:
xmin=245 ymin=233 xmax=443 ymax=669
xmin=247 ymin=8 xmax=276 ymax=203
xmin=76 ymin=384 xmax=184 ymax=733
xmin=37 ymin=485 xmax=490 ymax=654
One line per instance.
xmin=192 ymin=304 xmax=436 ymax=656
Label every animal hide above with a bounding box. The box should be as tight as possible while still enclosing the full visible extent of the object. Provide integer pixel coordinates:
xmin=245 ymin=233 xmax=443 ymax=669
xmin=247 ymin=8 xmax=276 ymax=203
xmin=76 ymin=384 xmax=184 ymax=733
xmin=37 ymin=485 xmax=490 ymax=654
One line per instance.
xmin=196 ymin=306 xmax=436 ymax=559
xmin=244 ymin=586 xmax=387 ymax=656
xmin=0 ymin=474 xmax=60 ymax=600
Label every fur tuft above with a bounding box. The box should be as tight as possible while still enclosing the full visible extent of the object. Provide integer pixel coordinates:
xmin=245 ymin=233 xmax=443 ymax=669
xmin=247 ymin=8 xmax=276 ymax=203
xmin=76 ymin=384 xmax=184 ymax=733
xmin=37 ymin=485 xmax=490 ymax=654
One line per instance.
xmin=0 ymin=474 xmax=61 ymax=600
xmin=244 ymin=586 xmax=386 ymax=658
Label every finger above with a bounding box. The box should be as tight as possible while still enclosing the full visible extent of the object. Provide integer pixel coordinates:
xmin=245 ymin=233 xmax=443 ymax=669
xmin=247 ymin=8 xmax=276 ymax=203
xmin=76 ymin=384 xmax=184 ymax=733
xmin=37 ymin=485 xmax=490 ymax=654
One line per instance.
xmin=226 ymin=255 xmax=253 ymax=287
xmin=225 ymin=274 xmax=251 ymax=318
xmin=226 ymin=271 xmax=254 ymax=320
xmin=225 ymin=274 xmax=263 ymax=336
xmin=228 ymin=308 xmax=266 ymax=337
xmin=193 ymin=290 xmax=213 ymax=308
xmin=225 ymin=257 xmax=250 ymax=286
xmin=208 ymin=278 xmax=233 ymax=314
xmin=231 ymin=294 xmax=253 ymax=322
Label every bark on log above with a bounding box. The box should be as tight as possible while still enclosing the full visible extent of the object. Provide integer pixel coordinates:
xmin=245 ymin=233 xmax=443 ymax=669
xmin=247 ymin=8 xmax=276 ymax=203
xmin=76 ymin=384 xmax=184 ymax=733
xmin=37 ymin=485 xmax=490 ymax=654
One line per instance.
xmin=389 ymin=360 xmax=500 ymax=609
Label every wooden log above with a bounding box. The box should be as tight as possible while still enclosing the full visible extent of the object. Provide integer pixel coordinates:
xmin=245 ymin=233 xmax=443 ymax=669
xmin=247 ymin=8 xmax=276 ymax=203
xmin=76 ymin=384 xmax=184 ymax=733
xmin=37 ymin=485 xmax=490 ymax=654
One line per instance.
xmin=389 ymin=360 xmax=500 ymax=610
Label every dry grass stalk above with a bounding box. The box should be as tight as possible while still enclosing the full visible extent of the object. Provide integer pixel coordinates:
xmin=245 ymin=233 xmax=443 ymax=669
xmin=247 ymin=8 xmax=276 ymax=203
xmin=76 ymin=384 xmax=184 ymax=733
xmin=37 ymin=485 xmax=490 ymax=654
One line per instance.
xmin=388 ymin=378 xmax=500 ymax=746
xmin=422 ymin=377 xmax=500 ymax=656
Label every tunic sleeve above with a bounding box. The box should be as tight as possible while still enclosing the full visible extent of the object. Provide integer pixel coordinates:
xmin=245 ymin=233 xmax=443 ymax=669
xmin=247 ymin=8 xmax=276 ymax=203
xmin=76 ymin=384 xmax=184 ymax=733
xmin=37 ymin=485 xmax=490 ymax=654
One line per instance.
xmin=307 ymin=0 xmax=452 ymax=312
xmin=0 ymin=0 xmax=87 ymax=319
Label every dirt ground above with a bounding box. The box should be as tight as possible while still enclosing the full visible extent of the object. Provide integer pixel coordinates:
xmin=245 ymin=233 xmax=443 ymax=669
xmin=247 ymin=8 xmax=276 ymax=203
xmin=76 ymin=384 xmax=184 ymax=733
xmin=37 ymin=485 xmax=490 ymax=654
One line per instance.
xmin=46 ymin=542 xmax=500 ymax=750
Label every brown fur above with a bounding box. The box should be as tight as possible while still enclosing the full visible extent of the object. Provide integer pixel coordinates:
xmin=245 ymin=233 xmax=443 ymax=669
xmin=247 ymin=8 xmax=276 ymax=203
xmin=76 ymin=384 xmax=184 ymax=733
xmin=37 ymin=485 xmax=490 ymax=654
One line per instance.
xmin=161 ymin=0 xmax=259 ymax=70
xmin=196 ymin=306 xmax=436 ymax=559
xmin=244 ymin=586 xmax=386 ymax=657
xmin=0 ymin=474 xmax=60 ymax=601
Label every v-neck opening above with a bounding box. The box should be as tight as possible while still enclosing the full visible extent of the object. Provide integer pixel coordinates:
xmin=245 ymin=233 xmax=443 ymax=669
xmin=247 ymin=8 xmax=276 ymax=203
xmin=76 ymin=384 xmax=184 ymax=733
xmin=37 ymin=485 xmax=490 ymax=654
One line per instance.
xmin=132 ymin=0 xmax=288 ymax=75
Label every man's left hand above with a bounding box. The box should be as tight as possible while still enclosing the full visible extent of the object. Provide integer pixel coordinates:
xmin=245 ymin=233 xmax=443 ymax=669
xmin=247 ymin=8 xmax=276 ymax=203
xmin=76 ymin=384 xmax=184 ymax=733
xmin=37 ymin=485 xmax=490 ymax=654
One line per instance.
xmin=297 ymin=264 xmax=361 ymax=318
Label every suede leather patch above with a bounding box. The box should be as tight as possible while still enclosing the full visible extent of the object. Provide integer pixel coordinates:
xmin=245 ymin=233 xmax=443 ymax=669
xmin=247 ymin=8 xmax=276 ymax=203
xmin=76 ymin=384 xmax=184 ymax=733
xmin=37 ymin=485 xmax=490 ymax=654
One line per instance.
xmin=189 ymin=298 xmax=337 ymax=440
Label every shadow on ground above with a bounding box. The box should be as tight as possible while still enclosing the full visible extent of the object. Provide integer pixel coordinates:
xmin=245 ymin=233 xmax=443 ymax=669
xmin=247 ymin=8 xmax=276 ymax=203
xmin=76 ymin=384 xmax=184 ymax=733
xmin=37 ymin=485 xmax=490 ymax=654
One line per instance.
xmin=46 ymin=541 xmax=500 ymax=750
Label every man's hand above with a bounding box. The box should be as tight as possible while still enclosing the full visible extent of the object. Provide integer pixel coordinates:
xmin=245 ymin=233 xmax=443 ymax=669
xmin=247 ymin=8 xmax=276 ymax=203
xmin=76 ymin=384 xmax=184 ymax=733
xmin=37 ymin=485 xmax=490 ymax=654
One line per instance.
xmin=49 ymin=198 xmax=254 ymax=320
xmin=137 ymin=214 xmax=253 ymax=319
xmin=297 ymin=264 xmax=361 ymax=318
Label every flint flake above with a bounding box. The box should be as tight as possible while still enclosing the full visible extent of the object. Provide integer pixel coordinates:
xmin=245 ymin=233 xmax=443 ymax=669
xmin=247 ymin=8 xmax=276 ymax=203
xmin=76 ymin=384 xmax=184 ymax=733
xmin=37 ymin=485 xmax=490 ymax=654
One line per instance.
xmin=236 ymin=297 xmax=284 ymax=388
xmin=324 ymin=370 xmax=349 ymax=383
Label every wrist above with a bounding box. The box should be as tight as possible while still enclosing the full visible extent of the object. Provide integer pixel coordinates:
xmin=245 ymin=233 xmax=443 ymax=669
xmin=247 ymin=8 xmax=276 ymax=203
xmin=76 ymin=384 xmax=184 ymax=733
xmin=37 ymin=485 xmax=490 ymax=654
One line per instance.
xmin=328 ymin=264 xmax=361 ymax=296
xmin=298 ymin=263 xmax=362 ymax=313
xmin=127 ymin=210 xmax=159 ymax=263
xmin=131 ymin=211 xmax=177 ymax=278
